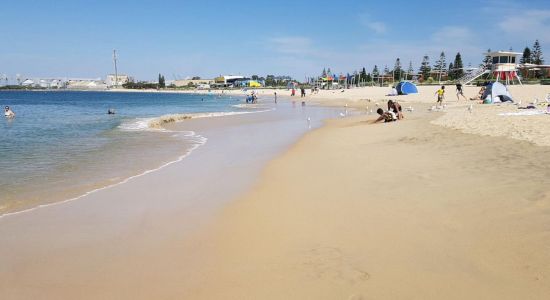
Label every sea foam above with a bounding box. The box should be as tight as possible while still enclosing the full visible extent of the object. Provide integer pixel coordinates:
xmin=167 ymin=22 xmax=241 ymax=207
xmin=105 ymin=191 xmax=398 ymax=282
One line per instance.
xmin=119 ymin=110 xmax=273 ymax=132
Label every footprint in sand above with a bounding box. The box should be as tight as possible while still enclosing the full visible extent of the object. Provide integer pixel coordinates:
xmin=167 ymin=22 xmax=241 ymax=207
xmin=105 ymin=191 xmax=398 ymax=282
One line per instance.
xmin=526 ymin=190 xmax=550 ymax=208
xmin=348 ymin=294 xmax=368 ymax=300
xmin=298 ymin=246 xmax=370 ymax=285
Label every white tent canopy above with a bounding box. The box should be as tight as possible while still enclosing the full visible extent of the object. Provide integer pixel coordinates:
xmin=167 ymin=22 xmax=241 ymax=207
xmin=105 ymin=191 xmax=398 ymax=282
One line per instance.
xmin=485 ymin=82 xmax=513 ymax=103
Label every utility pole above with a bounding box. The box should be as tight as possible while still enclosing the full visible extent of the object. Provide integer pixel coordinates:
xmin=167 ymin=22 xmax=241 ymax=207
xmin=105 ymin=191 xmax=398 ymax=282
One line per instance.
xmin=113 ymin=49 xmax=118 ymax=88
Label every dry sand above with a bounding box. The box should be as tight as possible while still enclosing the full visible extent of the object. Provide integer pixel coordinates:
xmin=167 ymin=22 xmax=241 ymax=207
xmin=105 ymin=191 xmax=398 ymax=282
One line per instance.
xmin=178 ymin=109 xmax=550 ymax=299
xmin=2 ymin=85 xmax=550 ymax=299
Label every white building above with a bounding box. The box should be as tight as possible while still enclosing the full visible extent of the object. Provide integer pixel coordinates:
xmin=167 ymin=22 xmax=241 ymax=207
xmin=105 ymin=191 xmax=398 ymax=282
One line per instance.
xmin=173 ymin=79 xmax=214 ymax=88
xmin=214 ymin=75 xmax=246 ymax=86
xmin=66 ymin=78 xmax=108 ymax=90
xmin=106 ymin=74 xmax=132 ymax=87
xmin=21 ymin=79 xmax=35 ymax=87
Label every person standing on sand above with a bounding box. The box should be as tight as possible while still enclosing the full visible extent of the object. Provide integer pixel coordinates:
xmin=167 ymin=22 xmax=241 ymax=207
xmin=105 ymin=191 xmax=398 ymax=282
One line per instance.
xmin=274 ymin=91 xmax=277 ymax=103
xmin=435 ymin=86 xmax=445 ymax=106
xmin=455 ymin=83 xmax=467 ymax=101
xmin=291 ymin=88 xmax=296 ymax=96
xmin=301 ymin=88 xmax=306 ymax=98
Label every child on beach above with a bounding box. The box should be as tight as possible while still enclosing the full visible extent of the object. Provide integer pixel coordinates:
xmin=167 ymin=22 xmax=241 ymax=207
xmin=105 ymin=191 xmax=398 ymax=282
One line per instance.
xmin=372 ymin=108 xmax=396 ymax=123
xmin=435 ymin=86 xmax=445 ymax=105
xmin=387 ymin=100 xmax=404 ymax=120
xmin=456 ymin=83 xmax=467 ymax=101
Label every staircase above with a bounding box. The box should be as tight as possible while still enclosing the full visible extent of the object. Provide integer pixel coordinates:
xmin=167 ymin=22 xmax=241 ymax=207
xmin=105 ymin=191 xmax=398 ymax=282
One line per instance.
xmin=458 ymin=66 xmax=489 ymax=85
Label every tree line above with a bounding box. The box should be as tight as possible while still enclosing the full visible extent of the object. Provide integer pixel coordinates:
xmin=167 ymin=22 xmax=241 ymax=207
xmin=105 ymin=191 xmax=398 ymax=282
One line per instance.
xmin=318 ymin=51 xmax=466 ymax=86
xmin=319 ymin=39 xmax=546 ymax=86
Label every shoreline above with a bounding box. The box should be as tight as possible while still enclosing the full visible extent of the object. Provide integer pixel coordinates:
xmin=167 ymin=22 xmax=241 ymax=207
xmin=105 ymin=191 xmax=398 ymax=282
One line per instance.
xmin=0 ymin=131 xmax=206 ymax=219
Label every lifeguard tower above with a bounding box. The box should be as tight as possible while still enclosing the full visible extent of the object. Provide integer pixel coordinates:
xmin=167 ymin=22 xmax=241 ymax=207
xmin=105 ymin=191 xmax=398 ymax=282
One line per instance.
xmin=458 ymin=50 xmax=522 ymax=85
xmin=488 ymin=50 xmax=522 ymax=85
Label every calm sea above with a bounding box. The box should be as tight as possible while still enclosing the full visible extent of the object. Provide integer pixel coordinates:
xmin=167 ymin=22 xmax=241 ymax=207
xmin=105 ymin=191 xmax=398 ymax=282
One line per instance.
xmin=0 ymin=90 xmax=259 ymax=215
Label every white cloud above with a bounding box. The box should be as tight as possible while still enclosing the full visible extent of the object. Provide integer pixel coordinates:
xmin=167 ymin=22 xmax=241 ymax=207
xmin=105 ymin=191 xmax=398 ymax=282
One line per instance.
xmin=354 ymin=25 xmax=484 ymax=72
xmin=367 ymin=21 xmax=387 ymax=34
xmin=431 ymin=26 xmax=475 ymax=44
xmin=358 ymin=14 xmax=388 ymax=34
xmin=496 ymin=9 xmax=550 ymax=41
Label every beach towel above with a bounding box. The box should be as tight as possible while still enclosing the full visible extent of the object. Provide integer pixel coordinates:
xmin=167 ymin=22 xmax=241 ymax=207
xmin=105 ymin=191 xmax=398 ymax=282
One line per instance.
xmin=498 ymin=111 xmax=547 ymax=116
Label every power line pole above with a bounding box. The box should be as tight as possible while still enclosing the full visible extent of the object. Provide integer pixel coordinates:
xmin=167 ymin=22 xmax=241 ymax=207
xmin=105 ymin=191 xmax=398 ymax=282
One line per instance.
xmin=113 ymin=49 xmax=118 ymax=88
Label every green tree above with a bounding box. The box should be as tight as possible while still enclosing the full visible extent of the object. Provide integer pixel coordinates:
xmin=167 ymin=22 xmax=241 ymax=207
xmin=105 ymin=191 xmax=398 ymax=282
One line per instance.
xmin=251 ymin=75 xmax=259 ymax=80
xmin=372 ymin=65 xmax=379 ymax=77
xmin=453 ymin=52 xmax=464 ymax=79
xmin=360 ymin=67 xmax=367 ymax=82
xmin=434 ymin=52 xmax=446 ymax=71
xmin=265 ymin=75 xmax=275 ymax=86
xmin=433 ymin=52 xmax=447 ymax=82
xmin=520 ymin=47 xmax=532 ymax=64
xmin=393 ymin=58 xmax=402 ymax=80
xmin=532 ymin=39 xmax=544 ymax=78
xmin=531 ymin=39 xmax=544 ymax=65
xmin=406 ymin=61 xmax=414 ymax=80
xmin=448 ymin=62 xmax=454 ymax=80
xmin=482 ymin=48 xmax=492 ymax=68
xmin=419 ymin=55 xmax=431 ymax=80
xmin=158 ymin=74 xmax=166 ymax=88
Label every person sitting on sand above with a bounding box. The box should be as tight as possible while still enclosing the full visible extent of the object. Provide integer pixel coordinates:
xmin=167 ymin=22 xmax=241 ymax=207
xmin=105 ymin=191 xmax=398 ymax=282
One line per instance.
xmin=387 ymin=86 xmax=398 ymax=96
xmin=372 ymin=108 xmax=397 ymax=123
xmin=470 ymin=86 xmax=486 ymax=101
xmin=387 ymin=100 xmax=404 ymax=120
xmin=435 ymin=86 xmax=445 ymax=105
xmin=4 ymin=106 xmax=15 ymax=118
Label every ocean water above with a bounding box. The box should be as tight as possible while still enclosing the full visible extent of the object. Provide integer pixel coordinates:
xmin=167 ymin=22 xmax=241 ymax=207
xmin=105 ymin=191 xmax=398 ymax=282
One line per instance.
xmin=0 ymin=90 xmax=261 ymax=215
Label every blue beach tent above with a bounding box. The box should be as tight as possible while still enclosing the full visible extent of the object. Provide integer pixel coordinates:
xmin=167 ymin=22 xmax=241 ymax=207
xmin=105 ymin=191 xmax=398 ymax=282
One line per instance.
xmin=396 ymin=81 xmax=418 ymax=95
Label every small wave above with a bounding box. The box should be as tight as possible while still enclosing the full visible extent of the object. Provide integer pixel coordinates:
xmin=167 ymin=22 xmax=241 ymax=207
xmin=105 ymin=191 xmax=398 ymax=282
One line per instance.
xmin=232 ymin=104 xmax=270 ymax=109
xmin=118 ymin=118 xmax=157 ymax=131
xmin=120 ymin=109 xmax=273 ymax=132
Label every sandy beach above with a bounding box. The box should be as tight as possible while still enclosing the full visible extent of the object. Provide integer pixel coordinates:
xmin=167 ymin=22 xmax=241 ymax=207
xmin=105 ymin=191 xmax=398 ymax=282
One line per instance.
xmin=170 ymin=88 xmax=550 ymax=299
xmin=1 ymin=85 xmax=550 ymax=299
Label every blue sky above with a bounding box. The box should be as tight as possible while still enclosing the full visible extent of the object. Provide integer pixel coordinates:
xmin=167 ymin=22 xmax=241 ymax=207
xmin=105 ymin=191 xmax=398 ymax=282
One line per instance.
xmin=0 ymin=0 xmax=548 ymax=81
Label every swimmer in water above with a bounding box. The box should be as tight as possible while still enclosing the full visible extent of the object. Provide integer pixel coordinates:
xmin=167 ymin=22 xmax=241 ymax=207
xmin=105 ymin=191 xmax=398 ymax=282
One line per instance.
xmin=4 ymin=106 xmax=15 ymax=118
